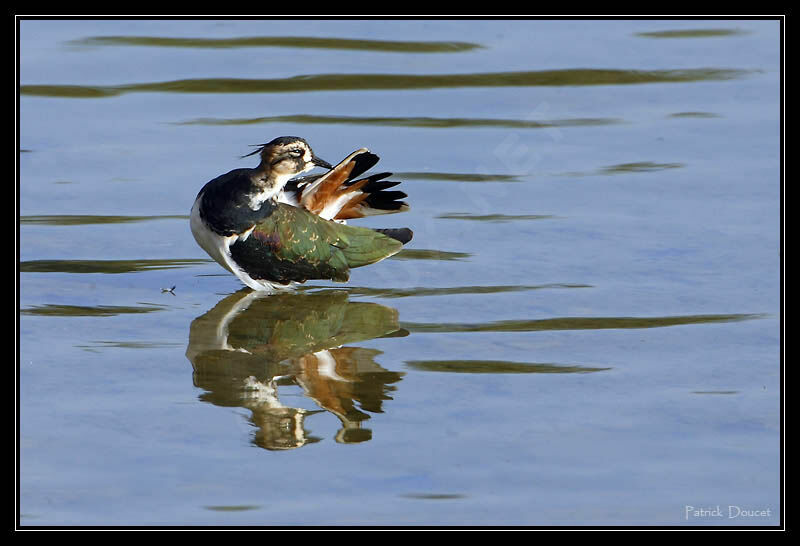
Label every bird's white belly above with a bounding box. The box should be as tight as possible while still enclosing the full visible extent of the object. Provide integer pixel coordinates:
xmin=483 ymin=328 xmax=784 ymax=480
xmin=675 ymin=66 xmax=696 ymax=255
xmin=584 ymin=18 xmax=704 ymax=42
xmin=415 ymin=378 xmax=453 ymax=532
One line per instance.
xmin=190 ymin=196 xmax=235 ymax=273
xmin=190 ymin=194 xmax=297 ymax=292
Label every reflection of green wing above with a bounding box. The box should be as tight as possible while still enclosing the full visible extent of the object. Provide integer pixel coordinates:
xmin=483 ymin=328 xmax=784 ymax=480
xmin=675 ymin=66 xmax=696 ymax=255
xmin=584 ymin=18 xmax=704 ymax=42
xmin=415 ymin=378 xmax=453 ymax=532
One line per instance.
xmin=229 ymin=203 xmax=404 ymax=284
xmin=186 ymin=289 xmax=407 ymax=450
xmin=187 ymin=289 xmax=405 ymax=366
xmin=227 ymin=291 xmax=404 ymax=359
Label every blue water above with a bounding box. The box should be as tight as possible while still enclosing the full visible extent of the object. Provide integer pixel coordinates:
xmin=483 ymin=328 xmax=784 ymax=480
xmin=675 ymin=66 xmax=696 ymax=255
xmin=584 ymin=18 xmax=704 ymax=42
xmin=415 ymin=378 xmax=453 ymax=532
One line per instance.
xmin=18 ymin=18 xmax=782 ymax=527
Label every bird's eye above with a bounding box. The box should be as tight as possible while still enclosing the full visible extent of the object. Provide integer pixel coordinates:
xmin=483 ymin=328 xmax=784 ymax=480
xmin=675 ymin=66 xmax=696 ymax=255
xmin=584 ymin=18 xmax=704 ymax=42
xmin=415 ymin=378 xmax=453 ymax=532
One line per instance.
xmin=289 ymin=148 xmax=303 ymax=157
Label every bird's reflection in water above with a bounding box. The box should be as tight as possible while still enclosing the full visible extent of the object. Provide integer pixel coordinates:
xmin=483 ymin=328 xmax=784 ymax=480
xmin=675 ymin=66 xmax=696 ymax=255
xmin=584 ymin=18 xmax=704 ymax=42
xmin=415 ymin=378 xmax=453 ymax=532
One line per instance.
xmin=186 ymin=289 xmax=406 ymax=450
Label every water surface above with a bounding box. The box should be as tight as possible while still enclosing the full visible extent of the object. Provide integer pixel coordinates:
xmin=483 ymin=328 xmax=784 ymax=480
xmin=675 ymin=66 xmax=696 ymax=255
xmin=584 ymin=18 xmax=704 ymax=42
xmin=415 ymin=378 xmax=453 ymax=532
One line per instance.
xmin=18 ymin=18 xmax=781 ymax=527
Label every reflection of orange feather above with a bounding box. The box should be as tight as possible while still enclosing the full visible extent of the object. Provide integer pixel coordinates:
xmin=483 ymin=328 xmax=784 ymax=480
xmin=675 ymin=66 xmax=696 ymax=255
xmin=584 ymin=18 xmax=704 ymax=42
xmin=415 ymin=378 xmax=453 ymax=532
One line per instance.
xmin=296 ymin=349 xmax=360 ymax=418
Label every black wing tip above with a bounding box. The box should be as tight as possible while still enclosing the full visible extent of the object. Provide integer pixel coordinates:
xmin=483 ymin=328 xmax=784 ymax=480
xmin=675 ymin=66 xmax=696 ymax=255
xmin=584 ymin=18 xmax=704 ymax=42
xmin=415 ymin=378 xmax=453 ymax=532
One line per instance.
xmin=357 ymin=175 xmax=398 ymax=190
xmin=374 ymin=228 xmax=413 ymax=245
xmin=364 ymin=190 xmax=408 ymax=212
xmin=348 ymin=151 xmax=381 ymax=180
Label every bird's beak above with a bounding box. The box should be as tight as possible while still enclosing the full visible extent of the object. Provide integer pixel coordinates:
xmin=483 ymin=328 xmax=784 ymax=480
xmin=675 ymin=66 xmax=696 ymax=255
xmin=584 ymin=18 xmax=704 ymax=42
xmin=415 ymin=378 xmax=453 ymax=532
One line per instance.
xmin=312 ymin=155 xmax=333 ymax=170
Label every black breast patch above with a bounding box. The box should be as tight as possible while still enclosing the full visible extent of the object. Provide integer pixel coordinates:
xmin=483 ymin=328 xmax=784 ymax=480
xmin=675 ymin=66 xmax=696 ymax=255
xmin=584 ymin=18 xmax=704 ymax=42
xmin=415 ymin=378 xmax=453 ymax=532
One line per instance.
xmin=198 ymin=169 xmax=277 ymax=236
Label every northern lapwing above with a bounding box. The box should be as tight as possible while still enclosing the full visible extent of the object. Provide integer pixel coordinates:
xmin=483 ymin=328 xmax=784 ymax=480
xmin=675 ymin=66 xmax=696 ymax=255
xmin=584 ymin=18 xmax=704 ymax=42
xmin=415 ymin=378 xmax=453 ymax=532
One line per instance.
xmin=190 ymin=136 xmax=412 ymax=291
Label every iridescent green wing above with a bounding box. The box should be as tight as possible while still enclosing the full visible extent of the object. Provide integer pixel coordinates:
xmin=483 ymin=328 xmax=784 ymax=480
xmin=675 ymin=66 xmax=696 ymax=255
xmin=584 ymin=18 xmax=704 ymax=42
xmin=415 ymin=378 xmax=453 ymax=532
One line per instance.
xmin=229 ymin=203 xmax=403 ymax=285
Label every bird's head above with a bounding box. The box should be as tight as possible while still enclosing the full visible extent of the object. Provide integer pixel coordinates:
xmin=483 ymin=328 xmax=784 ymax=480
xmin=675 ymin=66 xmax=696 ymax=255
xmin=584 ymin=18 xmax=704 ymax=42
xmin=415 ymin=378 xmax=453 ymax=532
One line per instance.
xmin=244 ymin=136 xmax=333 ymax=179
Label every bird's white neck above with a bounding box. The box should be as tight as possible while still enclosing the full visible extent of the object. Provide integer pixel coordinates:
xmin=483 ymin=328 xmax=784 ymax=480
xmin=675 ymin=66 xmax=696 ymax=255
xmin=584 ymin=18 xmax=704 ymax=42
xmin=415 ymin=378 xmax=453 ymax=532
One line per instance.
xmin=246 ymin=172 xmax=294 ymax=210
